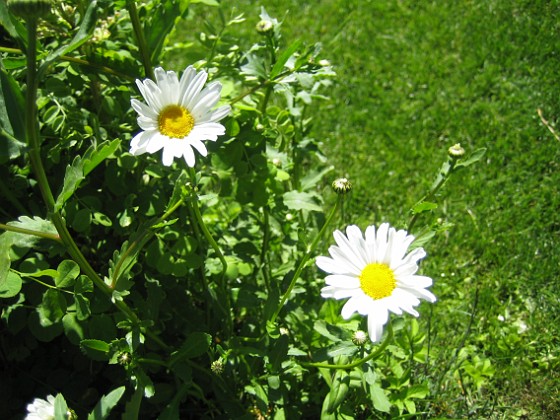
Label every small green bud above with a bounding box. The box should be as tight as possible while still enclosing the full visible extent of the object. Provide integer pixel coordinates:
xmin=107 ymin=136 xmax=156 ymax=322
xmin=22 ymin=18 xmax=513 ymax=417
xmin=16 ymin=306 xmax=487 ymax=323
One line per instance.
xmin=332 ymin=177 xmax=352 ymax=194
xmin=448 ymin=143 xmax=465 ymax=159
xmin=352 ymin=330 xmax=368 ymax=346
xmin=7 ymin=0 xmax=52 ymax=20
xmin=256 ymin=19 xmax=273 ymax=34
xmin=118 ymin=351 xmax=132 ymax=366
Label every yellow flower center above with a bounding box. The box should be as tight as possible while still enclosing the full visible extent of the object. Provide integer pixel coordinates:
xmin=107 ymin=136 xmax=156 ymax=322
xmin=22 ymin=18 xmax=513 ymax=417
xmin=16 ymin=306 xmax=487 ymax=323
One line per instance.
xmin=158 ymin=105 xmax=195 ymax=138
xmin=359 ymin=263 xmax=396 ymax=300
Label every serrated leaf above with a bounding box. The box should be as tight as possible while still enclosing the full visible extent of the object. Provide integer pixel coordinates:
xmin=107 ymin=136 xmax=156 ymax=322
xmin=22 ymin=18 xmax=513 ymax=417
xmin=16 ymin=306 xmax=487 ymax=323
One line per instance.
xmin=83 ymin=139 xmax=120 ymax=176
xmin=326 ymin=341 xmax=358 ymax=358
xmin=38 ymin=1 xmax=98 ymax=79
xmin=55 ymin=156 xmax=85 ymax=212
xmin=300 ymin=165 xmax=334 ymax=191
xmin=6 ymin=215 xmax=58 ymax=248
xmin=407 ymin=383 xmax=429 ymax=399
xmin=144 ymin=1 xmax=189 ymax=65
xmin=87 ymin=386 xmax=126 ymax=420
xmin=283 ymin=190 xmax=323 ymax=212
xmin=0 ymin=234 xmax=13 ymax=293
xmin=55 ymin=260 xmax=80 ymax=288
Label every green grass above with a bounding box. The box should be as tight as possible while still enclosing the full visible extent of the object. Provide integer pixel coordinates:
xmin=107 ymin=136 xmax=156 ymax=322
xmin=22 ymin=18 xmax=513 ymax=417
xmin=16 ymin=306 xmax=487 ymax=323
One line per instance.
xmin=175 ymin=0 xmax=560 ymax=417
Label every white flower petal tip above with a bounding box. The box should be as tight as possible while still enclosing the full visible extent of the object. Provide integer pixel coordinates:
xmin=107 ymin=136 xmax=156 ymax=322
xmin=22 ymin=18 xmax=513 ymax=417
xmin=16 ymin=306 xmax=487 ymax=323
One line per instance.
xmin=130 ymin=66 xmax=230 ymax=167
xmin=316 ymin=223 xmax=436 ymax=342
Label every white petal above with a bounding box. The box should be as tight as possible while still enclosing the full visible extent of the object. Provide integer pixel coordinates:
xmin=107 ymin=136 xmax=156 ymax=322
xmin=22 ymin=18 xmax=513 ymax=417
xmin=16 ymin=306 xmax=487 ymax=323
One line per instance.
xmin=198 ymin=104 xmax=231 ymax=123
xmin=397 ymin=274 xmax=433 ymax=289
xmin=333 ymin=228 xmax=367 ymax=268
xmin=328 ymin=245 xmax=363 ymax=275
xmin=364 ymin=225 xmax=378 ymax=262
xmin=131 ymin=98 xmax=158 ymax=120
xmin=161 ymin=146 xmax=175 ymax=166
xmin=189 ymin=138 xmax=208 ymax=157
xmin=367 ymin=305 xmax=389 ymax=342
xmin=375 ymin=223 xmax=390 ymax=263
xmin=346 ymin=225 xmax=370 ymax=265
xmin=182 ymin=144 xmax=196 ymax=167
xmin=341 ymin=296 xmax=362 ymax=319
xmin=182 ymin=70 xmax=209 ymax=110
xmin=324 ymin=274 xmax=360 ymax=289
xmin=146 ymin=133 xmax=166 ymax=154
xmin=189 ymin=123 xmax=226 ymax=141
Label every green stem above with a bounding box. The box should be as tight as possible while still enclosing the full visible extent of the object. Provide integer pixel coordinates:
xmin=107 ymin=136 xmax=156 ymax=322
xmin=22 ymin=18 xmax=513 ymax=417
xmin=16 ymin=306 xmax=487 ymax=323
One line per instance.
xmin=110 ymin=195 xmax=187 ymax=289
xmin=126 ymin=0 xmax=154 ymax=80
xmin=300 ymin=324 xmax=394 ymax=370
xmin=259 ymin=206 xmax=271 ymax=293
xmin=21 ymin=21 xmax=168 ymax=352
xmin=270 ymin=197 xmax=341 ymax=324
xmin=408 ymin=158 xmax=457 ymax=232
xmin=0 ymin=223 xmax=62 ymax=242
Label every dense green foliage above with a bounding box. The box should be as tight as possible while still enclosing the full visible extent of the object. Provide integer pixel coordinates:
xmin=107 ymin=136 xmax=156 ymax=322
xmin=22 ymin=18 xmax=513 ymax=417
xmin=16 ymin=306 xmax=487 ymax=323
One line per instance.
xmin=0 ymin=0 xmax=558 ymax=419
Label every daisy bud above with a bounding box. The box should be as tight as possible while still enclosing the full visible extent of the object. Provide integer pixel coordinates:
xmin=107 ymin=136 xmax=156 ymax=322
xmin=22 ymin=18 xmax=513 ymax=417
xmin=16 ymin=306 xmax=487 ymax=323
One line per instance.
xmin=332 ymin=177 xmax=352 ymax=194
xmin=352 ymin=330 xmax=368 ymax=346
xmin=118 ymin=351 xmax=132 ymax=366
xmin=8 ymin=0 xmax=51 ymax=20
xmin=211 ymin=359 xmax=224 ymax=375
xmin=256 ymin=19 xmax=273 ymax=34
xmin=448 ymin=143 xmax=465 ymax=159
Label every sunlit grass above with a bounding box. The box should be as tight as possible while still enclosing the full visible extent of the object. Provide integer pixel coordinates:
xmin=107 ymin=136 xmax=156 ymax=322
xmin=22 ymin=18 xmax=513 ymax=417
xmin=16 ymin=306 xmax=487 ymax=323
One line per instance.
xmin=174 ymin=1 xmax=560 ymax=417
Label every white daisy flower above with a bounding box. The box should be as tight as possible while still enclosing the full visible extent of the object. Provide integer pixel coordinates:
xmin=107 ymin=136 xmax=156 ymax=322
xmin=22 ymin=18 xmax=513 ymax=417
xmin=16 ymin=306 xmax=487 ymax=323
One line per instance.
xmin=130 ymin=66 xmax=231 ymax=167
xmin=317 ymin=223 xmax=436 ymax=343
xmin=25 ymin=395 xmax=55 ymax=420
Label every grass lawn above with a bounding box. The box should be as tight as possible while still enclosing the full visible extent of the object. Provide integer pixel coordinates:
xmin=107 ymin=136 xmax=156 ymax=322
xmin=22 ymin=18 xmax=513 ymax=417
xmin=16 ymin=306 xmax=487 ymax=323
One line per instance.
xmin=176 ymin=0 xmax=560 ymax=417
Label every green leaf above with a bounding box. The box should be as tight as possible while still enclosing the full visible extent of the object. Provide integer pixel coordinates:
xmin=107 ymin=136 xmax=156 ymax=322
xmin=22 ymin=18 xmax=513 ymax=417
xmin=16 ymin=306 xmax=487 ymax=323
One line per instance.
xmin=144 ymin=2 xmax=189 ymax=65
xmin=55 ymin=260 xmax=80 ymax=288
xmin=191 ymin=0 xmax=220 ymax=5
xmin=38 ymin=1 xmax=98 ymax=79
xmin=63 ymin=312 xmax=84 ymax=345
xmin=300 ymin=165 xmax=334 ymax=191
xmin=0 ymin=65 xmax=25 ymax=162
xmin=411 ymin=201 xmax=438 ymax=215
xmin=88 ymin=386 xmax=126 ymax=420
xmin=327 ymin=370 xmax=350 ymax=414
xmin=38 ymin=289 xmax=67 ymax=326
xmin=370 ymin=382 xmax=391 ymax=412
xmin=0 ymin=1 xmax=27 ymax=49
xmin=83 ymin=139 xmax=120 ymax=176
xmin=122 ymin=387 xmax=143 ymax=420
xmin=0 ymin=234 xmax=13 ymax=294
xmin=55 ymin=156 xmax=85 ymax=212
xmin=410 ymin=227 xmax=435 ymax=250
xmin=169 ymin=332 xmax=212 ymax=365
xmin=407 ymin=383 xmax=429 ymax=399
xmin=455 ymin=147 xmax=487 ymax=169
xmin=0 ymin=271 xmax=22 ymax=298
xmin=54 ymin=394 xmax=69 ymax=420
xmin=283 ymin=190 xmax=323 ymax=212
xmin=6 ymin=215 xmax=58 ymax=248
xmin=326 ymin=341 xmax=358 ymax=358
xmin=81 ymin=339 xmax=111 ymax=361
xmin=270 ymin=39 xmax=303 ymax=79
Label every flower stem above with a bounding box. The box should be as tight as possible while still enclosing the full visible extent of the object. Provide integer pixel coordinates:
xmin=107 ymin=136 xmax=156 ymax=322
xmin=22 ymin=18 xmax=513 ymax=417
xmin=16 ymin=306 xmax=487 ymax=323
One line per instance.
xmin=270 ymin=197 xmax=341 ymax=324
xmin=300 ymin=323 xmax=394 ymax=370
xmin=126 ymin=0 xmax=154 ymax=80
xmin=21 ymin=19 xmax=168 ymax=352
xmin=0 ymin=223 xmax=61 ymax=242
xmin=408 ymin=157 xmax=457 ymax=232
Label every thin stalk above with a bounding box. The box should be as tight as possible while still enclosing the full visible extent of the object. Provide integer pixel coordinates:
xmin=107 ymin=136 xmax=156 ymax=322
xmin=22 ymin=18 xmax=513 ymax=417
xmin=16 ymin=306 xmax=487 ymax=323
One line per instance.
xmin=270 ymin=197 xmax=341 ymax=324
xmin=110 ymin=195 xmax=187 ymax=289
xmin=300 ymin=324 xmax=393 ymax=370
xmin=21 ymin=20 xmax=168 ymax=351
xmin=0 ymin=223 xmax=61 ymax=242
xmin=259 ymin=207 xmax=271 ymax=293
xmin=408 ymin=158 xmax=457 ymax=232
xmin=126 ymin=0 xmax=153 ymax=80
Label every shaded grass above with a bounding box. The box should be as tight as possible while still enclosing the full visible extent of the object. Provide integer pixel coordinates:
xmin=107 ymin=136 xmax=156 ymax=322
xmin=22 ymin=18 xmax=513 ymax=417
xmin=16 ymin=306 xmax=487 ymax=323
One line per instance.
xmin=174 ymin=0 xmax=560 ymax=417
